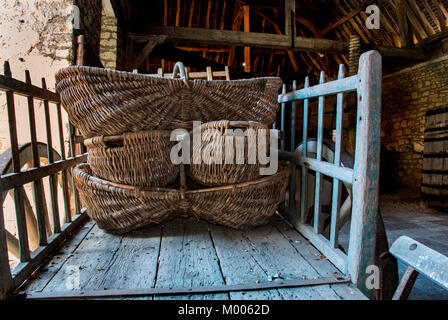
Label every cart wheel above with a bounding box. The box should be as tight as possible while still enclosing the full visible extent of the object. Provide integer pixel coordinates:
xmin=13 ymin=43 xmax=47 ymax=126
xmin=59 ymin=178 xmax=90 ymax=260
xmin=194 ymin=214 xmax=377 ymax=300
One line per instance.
xmin=294 ymin=138 xmax=354 ymax=238
xmin=0 ymin=142 xmax=74 ymax=258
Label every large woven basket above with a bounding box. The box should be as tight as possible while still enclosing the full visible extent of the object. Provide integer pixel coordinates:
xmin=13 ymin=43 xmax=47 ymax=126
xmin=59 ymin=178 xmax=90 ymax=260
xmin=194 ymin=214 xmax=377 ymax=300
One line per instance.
xmin=187 ymin=166 xmax=290 ymax=229
xmin=84 ymin=131 xmax=178 ymax=188
xmin=188 ymin=120 xmax=272 ymax=186
xmin=73 ymin=163 xmax=188 ymax=234
xmin=55 ymin=63 xmax=283 ymax=138
xmin=74 ymin=163 xmax=290 ymax=233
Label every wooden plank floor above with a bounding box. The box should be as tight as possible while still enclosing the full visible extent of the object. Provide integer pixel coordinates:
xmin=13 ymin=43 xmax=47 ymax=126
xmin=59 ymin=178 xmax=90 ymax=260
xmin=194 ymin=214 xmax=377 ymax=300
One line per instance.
xmin=22 ymin=216 xmax=366 ymax=300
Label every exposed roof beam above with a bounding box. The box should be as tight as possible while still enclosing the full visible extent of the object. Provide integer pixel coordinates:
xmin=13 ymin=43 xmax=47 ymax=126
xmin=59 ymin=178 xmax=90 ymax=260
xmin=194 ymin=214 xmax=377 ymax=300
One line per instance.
xmin=321 ymin=0 xmax=376 ymax=35
xmin=129 ymin=25 xmax=426 ymax=61
xmin=397 ymin=0 xmax=412 ymax=48
xmin=132 ymin=35 xmax=167 ymax=70
xmin=129 ymin=26 xmax=348 ymax=54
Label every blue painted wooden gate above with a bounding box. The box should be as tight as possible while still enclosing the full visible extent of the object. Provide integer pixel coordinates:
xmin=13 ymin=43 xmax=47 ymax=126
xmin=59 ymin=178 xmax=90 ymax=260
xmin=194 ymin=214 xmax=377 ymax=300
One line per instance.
xmin=277 ymin=50 xmax=382 ymax=298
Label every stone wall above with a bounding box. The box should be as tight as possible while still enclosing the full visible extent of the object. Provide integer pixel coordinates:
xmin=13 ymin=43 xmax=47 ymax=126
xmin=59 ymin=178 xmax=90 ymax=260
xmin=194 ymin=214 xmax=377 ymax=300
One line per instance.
xmin=0 ymin=0 xmax=75 ymax=153
xmin=100 ymin=15 xmax=118 ymax=69
xmin=381 ymin=55 xmax=448 ymax=191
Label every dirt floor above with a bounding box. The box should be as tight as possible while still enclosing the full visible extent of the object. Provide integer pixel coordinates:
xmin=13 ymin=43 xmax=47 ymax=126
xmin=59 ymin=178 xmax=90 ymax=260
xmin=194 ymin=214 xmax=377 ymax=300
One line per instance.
xmin=380 ymin=189 xmax=448 ymax=300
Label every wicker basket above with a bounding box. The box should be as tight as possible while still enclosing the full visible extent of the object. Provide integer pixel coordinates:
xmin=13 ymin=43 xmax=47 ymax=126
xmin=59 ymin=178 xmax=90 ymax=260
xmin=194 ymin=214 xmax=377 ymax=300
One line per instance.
xmin=74 ymin=163 xmax=290 ymax=233
xmin=55 ymin=62 xmax=282 ymax=138
xmin=84 ymin=131 xmax=178 ymax=188
xmin=187 ymin=166 xmax=290 ymax=229
xmin=188 ymin=120 xmax=272 ymax=186
xmin=73 ymin=163 xmax=188 ymax=234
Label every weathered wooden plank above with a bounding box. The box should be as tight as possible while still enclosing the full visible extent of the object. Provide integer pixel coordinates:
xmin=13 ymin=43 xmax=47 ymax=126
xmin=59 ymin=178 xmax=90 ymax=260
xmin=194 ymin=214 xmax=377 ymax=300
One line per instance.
xmin=209 ymin=224 xmax=284 ymax=300
xmin=291 ymin=222 xmax=348 ymax=274
xmin=278 ymin=75 xmax=359 ymax=103
xmin=210 ymin=222 xmax=342 ymax=300
xmin=0 ymin=74 xmax=60 ymax=103
xmin=11 ymin=212 xmax=89 ymax=289
xmin=24 ymin=220 xmax=96 ymax=292
xmin=347 ymin=51 xmax=382 ymax=299
xmin=390 ymin=236 xmax=448 ymax=291
xmin=285 ymin=0 xmax=296 ymax=36
xmin=82 ymin=226 xmax=162 ymax=296
xmin=37 ymin=224 xmax=124 ymax=292
xmin=4 ymin=61 xmax=30 ymax=262
xmin=155 ymin=219 xmax=227 ymax=300
xmin=279 ymin=152 xmax=354 ymax=185
xmin=272 ymin=218 xmax=367 ymax=300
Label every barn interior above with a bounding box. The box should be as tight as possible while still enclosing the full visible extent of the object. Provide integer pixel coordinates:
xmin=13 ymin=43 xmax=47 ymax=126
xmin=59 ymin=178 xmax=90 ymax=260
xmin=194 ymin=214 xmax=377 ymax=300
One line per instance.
xmin=100 ymin=0 xmax=448 ymax=206
xmin=0 ymin=0 xmax=448 ymax=300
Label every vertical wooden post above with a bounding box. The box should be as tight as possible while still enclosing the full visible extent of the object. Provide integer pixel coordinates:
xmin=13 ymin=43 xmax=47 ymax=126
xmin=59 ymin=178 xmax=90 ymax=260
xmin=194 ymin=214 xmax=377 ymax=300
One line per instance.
xmin=347 ymin=51 xmax=382 ymax=299
xmin=0 ymin=205 xmax=13 ymax=299
xmin=206 ymin=66 xmax=213 ymax=80
xmin=313 ymin=72 xmax=326 ymax=234
xmin=42 ymin=78 xmax=60 ymax=237
xmin=76 ymin=35 xmax=86 ymax=66
xmin=243 ymin=4 xmax=251 ymax=73
xmin=25 ymin=70 xmax=51 ymax=240
xmin=285 ymin=0 xmax=296 ymax=37
xmin=280 ymin=84 xmax=286 ymax=152
xmin=330 ymin=65 xmax=345 ymax=248
xmin=224 ymin=66 xmax=230 ymax=80
xmin=288 ymin=80 xmax=297 ymax=222
xmin=300 ymin=76 xmax=310 ymax=223
xmin=4 ymin=61 xmax=30 ymax=262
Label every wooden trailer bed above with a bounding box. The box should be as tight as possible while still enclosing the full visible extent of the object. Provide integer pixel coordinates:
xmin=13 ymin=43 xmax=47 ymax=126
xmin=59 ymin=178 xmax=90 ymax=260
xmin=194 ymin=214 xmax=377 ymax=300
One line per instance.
xmin=0 ymin=51 xmax=383 ymax=300
xmin=21 ymin=217 xmax=366 ymax=300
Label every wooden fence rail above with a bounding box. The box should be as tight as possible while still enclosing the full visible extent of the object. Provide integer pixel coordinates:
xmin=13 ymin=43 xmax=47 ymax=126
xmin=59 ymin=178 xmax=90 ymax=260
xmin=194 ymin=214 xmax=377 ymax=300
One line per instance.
xmin=0 ymin=61 xmax=87 ymax=299
xmin=278 ymin=50 xmax=382 ymax=299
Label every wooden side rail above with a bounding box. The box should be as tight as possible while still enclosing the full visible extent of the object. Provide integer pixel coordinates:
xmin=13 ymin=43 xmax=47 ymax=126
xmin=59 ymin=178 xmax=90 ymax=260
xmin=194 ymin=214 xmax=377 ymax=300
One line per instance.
xmin=277 ymin=50 xmax=382 ymax=299
xmin=390 ymin=236 xmax=448 ymax=300
xmin=0 ymin=61 xmax=87 ymax=299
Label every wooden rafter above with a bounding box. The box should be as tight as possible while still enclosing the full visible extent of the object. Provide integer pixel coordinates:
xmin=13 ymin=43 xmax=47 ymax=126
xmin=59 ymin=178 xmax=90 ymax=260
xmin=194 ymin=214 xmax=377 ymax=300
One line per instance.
xmin=322 ymin=0 xmax=376 ymax=35
xmin=253 ymin=9 xmax=300 ymax=73
xmin=132 ymin=35 xmax=167 ymax=70
xmin=396 ymin=0 xmax=412 ymax=48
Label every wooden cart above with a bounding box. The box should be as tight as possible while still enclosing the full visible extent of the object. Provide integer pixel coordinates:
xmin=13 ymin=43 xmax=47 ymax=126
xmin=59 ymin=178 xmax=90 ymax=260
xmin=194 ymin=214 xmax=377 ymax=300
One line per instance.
xmin=1 ymin=50 xmax=446 ymax=300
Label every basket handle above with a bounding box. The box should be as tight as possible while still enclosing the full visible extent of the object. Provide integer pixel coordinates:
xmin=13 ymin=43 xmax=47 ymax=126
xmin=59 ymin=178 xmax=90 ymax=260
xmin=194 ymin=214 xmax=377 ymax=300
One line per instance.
xmin=172 ymin=62 xmax=190 ymax=87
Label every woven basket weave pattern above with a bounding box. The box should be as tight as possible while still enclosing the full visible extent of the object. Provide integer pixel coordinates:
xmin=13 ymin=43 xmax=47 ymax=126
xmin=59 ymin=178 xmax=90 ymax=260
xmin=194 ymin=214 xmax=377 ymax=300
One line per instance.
xmin=84 ymin=131 xmax=178 ymax=188
xmin=74 ymin=163 xmax=289 ymax=233
xmin=189 ymin=120 xmax=271 ymax=186
xmin=188 ymin=167 xmax=290 ymax=230
xmin=56 ymin=66 xmax=282 ymax=138
xmin=74 ymin=164 xmax=184 ymax=234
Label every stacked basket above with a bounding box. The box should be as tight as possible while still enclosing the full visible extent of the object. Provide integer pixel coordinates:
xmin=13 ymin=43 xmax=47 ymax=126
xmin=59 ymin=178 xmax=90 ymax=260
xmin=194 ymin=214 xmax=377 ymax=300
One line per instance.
xmin=56 ymin=62 xmax=289 ymax=234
